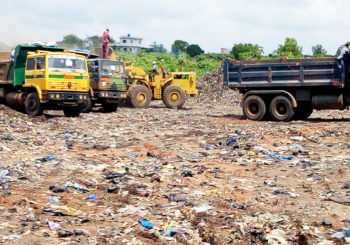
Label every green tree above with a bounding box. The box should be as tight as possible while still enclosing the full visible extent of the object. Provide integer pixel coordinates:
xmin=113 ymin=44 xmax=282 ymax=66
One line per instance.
xmin=84 ymin=35 xmax=101 ymax=50
xmin=57 ymin=34 xmax=84 ymax=49
xmin=274 ymin=37 xmax=303 ymax=58
xmin=171 ymin=40 xmax=189 ymax=55
xmin=186 ymin=44 xmax=204 ymax=57
xmin=231 ymin=43 xmax=263 ymax=60
xmin=312 ymin=44 xmax=327 ymax=57
xmin=146 ymin=42 xmax=167 ymax=53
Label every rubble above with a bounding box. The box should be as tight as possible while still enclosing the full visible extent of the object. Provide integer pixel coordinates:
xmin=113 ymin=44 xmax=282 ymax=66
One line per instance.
xmin=1 ymin=80 xmax=350 ymax=244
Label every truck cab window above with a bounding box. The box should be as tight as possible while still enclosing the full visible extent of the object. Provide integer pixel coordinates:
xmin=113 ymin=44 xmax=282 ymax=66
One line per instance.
xmin=36 ymin=56 xmax=45 ymax=70
xmin=26 ymin=58 xmax=35 ymax=70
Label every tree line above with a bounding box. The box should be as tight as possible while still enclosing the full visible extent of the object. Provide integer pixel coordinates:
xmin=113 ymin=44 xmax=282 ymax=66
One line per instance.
xmin=57 ymin=34 xmax=346 ymax=60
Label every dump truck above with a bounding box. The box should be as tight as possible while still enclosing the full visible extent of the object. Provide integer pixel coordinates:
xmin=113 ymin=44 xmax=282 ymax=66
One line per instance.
xmin=0 ymin=44 xmax=90 ymax=117
xmin=81 ymin=59 xmax=128 ymax=112
xmin=223 ymin=56 xmax=350 ymax=121
xmin=125 ymin=64 xmax=197 ymax=109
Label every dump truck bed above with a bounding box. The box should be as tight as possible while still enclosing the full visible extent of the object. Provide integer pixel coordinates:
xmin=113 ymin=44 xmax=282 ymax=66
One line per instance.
xmin=223 ymin=57 xmax=342 ymax=89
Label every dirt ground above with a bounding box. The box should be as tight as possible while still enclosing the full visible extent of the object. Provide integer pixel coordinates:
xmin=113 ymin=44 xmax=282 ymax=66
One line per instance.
xmin=1 ymin=92 xmax=350 ymax=244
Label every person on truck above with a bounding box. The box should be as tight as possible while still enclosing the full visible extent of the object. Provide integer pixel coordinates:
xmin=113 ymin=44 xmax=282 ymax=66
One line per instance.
xmin=102 ymin=29 xmax=110 ymax=59
xmin=336 ymin=43 xmax=349 ymax=71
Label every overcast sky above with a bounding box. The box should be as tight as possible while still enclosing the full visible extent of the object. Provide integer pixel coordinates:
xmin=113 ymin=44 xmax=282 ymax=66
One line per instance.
xmin=0 ymin=0 xmax=349 ymax=55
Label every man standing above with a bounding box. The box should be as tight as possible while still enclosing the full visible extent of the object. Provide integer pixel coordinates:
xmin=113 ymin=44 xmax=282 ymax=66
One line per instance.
xmin=102 ymin=28 xmax=110 ymax=59
xmin=336 ymin=43 xmax=349 ymax=84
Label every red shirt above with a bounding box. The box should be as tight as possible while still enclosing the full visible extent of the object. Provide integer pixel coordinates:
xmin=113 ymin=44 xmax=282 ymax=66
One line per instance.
xmin=102 ymin=31 xmax=110 ymax=44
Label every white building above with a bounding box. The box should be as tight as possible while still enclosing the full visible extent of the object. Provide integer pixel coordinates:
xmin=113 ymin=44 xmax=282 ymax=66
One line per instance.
xmin=115 ymin=34 xmax=143 ymax=54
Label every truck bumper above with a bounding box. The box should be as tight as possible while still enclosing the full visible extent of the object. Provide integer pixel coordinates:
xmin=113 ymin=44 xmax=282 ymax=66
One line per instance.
xmin=97 ymin=91 xmax=127 ymax=99
xmin=46 ymin=92 xmax=89 ymax=102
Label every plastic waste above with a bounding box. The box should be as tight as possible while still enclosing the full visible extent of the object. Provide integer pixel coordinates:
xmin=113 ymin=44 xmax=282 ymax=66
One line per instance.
xmin=86 ymin=194 xmax=97 ymax=201
xmin=267 ymin=154 xmax=293 ymax=161
xmin=49 ymin=196 xmax=60 ymax=203
xmin=138 ymin=219 xmax=154 ymax=229
xmin=49 ymin=185 xmax=67 ymax=193
xmin=58 ymin=230 xmax=73 ymax=238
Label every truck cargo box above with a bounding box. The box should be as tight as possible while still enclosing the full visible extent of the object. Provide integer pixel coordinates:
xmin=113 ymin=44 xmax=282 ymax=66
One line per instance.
xmin=223 ymin=58 xmax=344 ymax=89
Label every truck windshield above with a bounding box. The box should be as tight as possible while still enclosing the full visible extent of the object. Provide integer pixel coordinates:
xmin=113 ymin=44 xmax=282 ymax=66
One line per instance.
xmin=100 ymin=60 xmax=124 ymax=76
xmin=48 ymin=54 xmax=86 ymax=73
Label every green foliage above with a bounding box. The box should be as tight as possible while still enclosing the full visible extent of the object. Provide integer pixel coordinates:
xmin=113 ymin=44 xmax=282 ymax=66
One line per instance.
xmin=312 ymin=44 xmax=327 ymax=57
xmin=231 ymin=43 xmax=263 ymax=60
xmin=274 ymin=37 xmax=303 ymax=58
xmin=146 ymin=42 xmax=167 ymax=53
xmin=116 ymin=50 xmax=232 ymax=78
xmin=186 ymin=44 xmax=204 ymax=57
xmin=57 ymin=34 xmax=84 ymax=49
xmin=171 ymin=40 xmax=189 ymax=55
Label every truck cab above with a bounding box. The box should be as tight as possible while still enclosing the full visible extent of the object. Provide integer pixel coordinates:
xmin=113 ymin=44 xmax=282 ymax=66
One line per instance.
xmin=84 ymin=59 xmax=127 ymax=112
xmin=0 ymin=44 xmax=90 ymax=116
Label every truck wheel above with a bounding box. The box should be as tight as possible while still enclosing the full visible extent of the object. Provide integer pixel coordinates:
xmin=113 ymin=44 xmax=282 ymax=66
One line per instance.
xmin=294 ymin=103 xmax=313 ymax=120
xmin=102 ymin=102 xmax=118 ymax=112
xmin=81 ymin=97 xmax=92 ymax=113
xmin=162 ymin=85 xmax=186 ymax=109
xmin=63 ymin=106 xmax=81 ymax=117
xmin=128 ymin=85 xmax=152 ymax=108
xmin=25 ymin=92 xmax=43 ymax=116
xmin=269 ymin=95 xmax=294 ymax=122
xmin=242 ymin=95 xmax=266 ymax=121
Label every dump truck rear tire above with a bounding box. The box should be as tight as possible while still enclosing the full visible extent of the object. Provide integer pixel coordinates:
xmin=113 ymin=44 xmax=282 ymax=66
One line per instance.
xmin=128 ymin=85 xmax=152 ymax=108
xmin=25 ymin=92 xmax=43 ymax=117
xmin=294 ymin=103 xmax=313 ymax=120
xmin=162 ymin=85 xmax=186 ymax=109
xmin=81 ymin=97 xmax=92 ymax=113
xmin=242 ymin=95 xmax=266 ymax=121
xmin=63 ymin=106 xmax=81 ymax=117
xmin=269 ymin=95 xmax=294 ymax=122
xmin=102 ymin=102 xmax=118 ymax=112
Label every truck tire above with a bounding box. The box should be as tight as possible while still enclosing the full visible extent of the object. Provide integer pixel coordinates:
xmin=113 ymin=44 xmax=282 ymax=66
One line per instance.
xmin=25 ymin=92 xmax=43 ymax=117
xmin=102 ymin=102 xmax=118 ymax=112
xmin=81 ymin=97 xmax=92 ymax=113
xmin=162 ymin=85 xmax=186 ymax=109
xmin=269 ymin=95 xmax=294 ymax=122
xmin=63 ymin=106 xmax=81 ymax=117
xmin=294 ymin=103 xmax=313 ymax=120
xmin=242 ymin=95 xmax=266 ymax=121
xmin=128 ymin=85 xmax=152 ymax=108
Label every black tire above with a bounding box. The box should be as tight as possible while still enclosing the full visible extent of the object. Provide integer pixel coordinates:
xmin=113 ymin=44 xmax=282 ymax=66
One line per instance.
xmin=25 ymin=92 xmax=43 ymax=116
xmin=102 ymin=102 xmax=118 ymax=112
xmin=269 ymin=95 xmax=295 ymax=122
xmin=81 ymin=97 xmax=92 ymax=113
xmin=128 ymin=85 xmax=152 ymax=108
xmin=294 ymin=103 xmax=313 ymax=120
xmin=242 ymin=95 xmax=266 ymax=121
xmin=63 ymin=106 xmax=81 ymax=117
xmin=162 ymin=85 xmax=186 ymax=109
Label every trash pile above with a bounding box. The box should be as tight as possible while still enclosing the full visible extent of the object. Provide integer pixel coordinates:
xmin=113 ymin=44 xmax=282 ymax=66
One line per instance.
xmin=196 ymin=67 xmax=239 ymax=105
xmin=1 ymin=84 xmax=350 ymax=244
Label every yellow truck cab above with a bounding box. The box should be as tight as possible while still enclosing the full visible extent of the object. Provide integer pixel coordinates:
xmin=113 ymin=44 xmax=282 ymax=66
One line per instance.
xmin=0 ymin=44 xmax=89 ymax=116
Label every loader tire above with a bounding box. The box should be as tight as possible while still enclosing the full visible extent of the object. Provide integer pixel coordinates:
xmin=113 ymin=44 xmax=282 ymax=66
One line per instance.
xmin=25 ymin=92 xmax=43 ymax=117
xmin=162 ymin=85 xmax=186 ymax=109
xmin=128 ymin=85 xmax=152 ymax=108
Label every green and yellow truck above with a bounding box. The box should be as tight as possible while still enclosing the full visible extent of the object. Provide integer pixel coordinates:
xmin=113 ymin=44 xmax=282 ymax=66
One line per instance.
xmin=0 ymin=44 xmax=90 ymax=117
xmin=82 ymin=58 xmax=127 ymax=112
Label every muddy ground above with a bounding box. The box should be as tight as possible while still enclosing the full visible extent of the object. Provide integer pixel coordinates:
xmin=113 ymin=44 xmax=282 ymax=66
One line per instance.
xmin=0 ymin=90 xmax=350 ymax=244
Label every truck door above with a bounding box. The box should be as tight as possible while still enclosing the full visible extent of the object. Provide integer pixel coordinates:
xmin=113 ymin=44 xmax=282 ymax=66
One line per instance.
xmin=25 ymin=57 xmax=35 ymax=83
xmin=35 ymin=56 xmax=46 ymax=89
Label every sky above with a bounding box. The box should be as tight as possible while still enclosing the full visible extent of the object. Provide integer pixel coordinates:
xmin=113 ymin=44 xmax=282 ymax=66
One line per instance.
xmin=0 ymin=0 xmax=349 ymax=55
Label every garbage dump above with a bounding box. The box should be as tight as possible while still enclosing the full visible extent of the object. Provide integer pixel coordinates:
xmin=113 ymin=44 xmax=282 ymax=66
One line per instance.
xmin=0 ymin=68 xmax=350 ymax=244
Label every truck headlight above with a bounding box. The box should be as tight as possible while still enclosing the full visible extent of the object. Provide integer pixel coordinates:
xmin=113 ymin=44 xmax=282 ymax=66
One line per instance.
xmin=55 ymin=94 xmax=60 ymax=99
xmin=50 ymin=94 xmax=55 ymax=99
xmin=79 ymin=95 xmax=83 ymax=100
